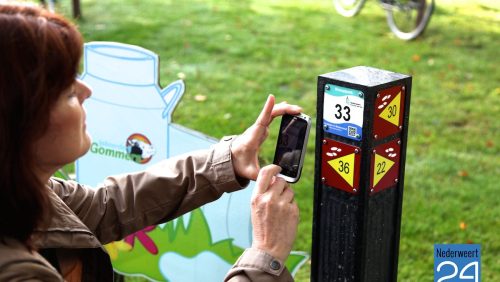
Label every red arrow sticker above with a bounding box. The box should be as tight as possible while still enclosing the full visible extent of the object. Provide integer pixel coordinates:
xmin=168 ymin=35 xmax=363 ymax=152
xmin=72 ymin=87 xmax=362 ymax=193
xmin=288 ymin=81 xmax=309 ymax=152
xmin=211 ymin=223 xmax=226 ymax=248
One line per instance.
xmin=370 ymin=138 xmax=401 ymax=194
xmin=373 ymin=85 xmax=405 ymax=140
xmin=321 ymin=138 xmax=361 ymax=194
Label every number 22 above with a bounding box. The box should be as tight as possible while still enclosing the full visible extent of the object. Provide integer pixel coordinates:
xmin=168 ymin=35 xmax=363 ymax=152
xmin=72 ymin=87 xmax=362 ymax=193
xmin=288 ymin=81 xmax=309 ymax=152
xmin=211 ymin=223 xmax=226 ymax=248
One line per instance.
xmin=376 ymin=162 xmax=386 ymax=175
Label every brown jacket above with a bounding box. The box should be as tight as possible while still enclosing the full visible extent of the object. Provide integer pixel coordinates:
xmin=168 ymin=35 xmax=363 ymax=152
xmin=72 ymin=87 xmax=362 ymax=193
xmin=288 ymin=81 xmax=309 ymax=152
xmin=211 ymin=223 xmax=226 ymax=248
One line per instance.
xmin=0 ymin=137 xmax=293 ymax=281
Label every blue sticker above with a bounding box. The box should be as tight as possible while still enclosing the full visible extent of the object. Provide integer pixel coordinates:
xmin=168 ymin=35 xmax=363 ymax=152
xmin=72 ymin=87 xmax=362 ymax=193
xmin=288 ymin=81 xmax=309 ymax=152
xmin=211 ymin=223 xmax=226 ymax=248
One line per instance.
xmin=434 ymin=244 xmax=481 ymax=282
xmin=323 ymin=84 xmax=364 ymax=140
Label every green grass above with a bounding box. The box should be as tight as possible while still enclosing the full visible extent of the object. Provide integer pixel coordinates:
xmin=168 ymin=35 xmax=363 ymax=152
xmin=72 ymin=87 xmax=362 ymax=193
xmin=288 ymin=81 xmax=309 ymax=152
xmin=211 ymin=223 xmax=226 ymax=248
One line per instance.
xmin=53 ymin=0 xmax=500 ymax=280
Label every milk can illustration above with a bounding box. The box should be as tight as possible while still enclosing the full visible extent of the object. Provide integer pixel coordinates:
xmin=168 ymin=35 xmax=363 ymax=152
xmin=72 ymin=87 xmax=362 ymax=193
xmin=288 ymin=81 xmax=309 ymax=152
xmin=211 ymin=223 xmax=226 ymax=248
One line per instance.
xmin=77 ymin=42 xmax=184 ymax=185
xmin=76 ymin=42 xmax=256 ymax=280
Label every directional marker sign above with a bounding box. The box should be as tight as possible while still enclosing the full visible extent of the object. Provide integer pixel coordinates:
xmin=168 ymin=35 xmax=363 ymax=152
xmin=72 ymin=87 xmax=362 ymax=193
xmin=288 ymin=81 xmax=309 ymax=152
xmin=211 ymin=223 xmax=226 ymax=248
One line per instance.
xmin=379 ymin=92 xmax=401 ymax=126
xmin=323 ymin=84 xmax=365 ymax=141
xmin=321 ymin=138 xmax=361 ymax=194
xmin=370 ymin=138 xmax=401 ymax=194
xmin=373 ymin=85 xmax=405 ymax=140
xmin=373 ymin=154 xmax=395 ymax=187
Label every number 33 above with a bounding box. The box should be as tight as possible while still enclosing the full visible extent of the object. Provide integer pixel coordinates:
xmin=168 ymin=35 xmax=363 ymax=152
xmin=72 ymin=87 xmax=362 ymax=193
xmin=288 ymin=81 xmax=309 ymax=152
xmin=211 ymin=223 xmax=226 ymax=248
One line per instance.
xmin=334 ymin=104 xmax=350 ymax=121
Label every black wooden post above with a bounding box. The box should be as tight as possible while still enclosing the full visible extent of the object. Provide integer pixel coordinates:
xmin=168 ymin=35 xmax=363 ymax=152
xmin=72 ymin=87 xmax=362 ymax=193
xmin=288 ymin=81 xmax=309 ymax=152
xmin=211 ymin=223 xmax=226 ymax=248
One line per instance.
xmin=311 ymin=66 xmax=412 ymax=282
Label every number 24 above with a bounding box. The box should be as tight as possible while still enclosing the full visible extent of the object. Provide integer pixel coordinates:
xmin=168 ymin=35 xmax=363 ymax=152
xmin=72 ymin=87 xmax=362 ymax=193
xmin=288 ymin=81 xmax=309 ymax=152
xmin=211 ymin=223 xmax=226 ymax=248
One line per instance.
xmin=436 ymin=261 xmax=479 ymax=282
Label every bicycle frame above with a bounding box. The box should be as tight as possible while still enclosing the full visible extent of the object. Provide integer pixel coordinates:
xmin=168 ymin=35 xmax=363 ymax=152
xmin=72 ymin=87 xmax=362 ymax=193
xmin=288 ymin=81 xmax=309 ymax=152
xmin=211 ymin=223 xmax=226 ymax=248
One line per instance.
xmin=380 ymin=0 xmax=425 ymax=12
xmin=332 ymin=0 xmax=435 ymax=40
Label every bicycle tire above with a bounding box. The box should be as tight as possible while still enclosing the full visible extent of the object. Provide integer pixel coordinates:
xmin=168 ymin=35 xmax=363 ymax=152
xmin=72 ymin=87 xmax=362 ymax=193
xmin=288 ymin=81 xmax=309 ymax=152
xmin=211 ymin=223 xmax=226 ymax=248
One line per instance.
xmin=333 ymin=0 xmax=367 ymax=17
xmin=385 ymin=0 xmax=435 ymax=40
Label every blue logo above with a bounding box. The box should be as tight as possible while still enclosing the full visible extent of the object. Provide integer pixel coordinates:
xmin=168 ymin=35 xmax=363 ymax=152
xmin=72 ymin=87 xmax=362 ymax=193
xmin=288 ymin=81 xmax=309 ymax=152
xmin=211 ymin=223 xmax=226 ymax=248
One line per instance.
xmin=434 ymin=244 xmax=480 ymax=282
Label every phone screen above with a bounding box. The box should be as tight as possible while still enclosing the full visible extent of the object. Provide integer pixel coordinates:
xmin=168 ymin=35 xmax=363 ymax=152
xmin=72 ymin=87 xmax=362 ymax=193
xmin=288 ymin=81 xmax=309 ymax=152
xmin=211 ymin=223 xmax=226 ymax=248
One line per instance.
xmin=273 ymin=115 xmax=309 ymax=178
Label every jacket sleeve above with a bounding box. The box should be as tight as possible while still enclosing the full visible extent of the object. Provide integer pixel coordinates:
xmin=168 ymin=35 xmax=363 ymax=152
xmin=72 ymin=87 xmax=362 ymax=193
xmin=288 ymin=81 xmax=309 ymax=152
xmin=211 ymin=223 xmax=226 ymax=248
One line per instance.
xmin=224 ymin=248 xmax=294 ymax=282
xmin=50 ymin=137 xmax=249 ymax=244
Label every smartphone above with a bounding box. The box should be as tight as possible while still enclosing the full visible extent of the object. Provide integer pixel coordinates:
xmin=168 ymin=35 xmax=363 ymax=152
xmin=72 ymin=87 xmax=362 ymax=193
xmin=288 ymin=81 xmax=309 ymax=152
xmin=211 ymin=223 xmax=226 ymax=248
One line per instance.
xmin=273 ymin=113 xmax=312 ymax=183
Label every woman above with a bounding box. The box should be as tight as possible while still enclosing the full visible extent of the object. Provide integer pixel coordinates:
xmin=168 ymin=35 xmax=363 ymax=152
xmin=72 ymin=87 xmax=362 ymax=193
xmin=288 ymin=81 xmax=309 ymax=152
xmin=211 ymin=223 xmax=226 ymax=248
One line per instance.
xmin=0 ymin=4 xmax=301 ymax=282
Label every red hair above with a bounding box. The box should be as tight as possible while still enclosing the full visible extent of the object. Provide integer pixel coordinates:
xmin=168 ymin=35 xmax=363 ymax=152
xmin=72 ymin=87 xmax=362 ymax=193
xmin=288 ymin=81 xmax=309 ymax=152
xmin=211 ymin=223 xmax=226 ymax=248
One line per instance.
xmin=0 ymin=4 xmax=83 ymax=248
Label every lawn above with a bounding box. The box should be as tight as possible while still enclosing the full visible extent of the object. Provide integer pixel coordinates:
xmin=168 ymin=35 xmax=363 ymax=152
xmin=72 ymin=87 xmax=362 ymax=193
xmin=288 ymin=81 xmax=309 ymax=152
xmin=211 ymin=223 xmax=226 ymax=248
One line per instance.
xmin=55 ymin=0 xmax=499 ymax=280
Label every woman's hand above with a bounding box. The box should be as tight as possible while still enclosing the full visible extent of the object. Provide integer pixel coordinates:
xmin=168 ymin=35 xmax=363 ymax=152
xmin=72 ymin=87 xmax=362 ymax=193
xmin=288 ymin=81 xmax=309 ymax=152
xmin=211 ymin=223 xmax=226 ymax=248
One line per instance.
xmin=231 ymin=95 xmax=302 ymax=181
xmin=250 ymin=165 xmax=299 ymax=262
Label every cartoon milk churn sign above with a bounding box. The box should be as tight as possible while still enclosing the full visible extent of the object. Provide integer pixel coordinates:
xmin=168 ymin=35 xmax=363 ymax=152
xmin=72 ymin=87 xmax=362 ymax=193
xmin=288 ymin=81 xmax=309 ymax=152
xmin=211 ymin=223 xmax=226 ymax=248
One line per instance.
xmin=76 ymin=42 xmax=307 ymax=281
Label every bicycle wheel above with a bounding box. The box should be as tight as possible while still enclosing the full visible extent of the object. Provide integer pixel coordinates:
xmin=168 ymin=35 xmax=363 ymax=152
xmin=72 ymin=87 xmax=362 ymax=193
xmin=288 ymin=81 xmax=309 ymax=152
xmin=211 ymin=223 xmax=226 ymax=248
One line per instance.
xmin=333 ymin=0 xmax=367 ymax=17
xmin=384 ymin=0 xmax=435 ymax=40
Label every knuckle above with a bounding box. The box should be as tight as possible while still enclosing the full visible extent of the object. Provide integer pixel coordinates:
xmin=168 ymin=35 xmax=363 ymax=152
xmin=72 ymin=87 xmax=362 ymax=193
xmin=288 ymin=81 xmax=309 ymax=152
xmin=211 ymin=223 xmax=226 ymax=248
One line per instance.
xmin=251 ymin=197 xmax=258 ymax=206
xmin=277 ymin=201 xmax=286 ymax=209
xmin=294 ymin=206 xmax=300 ymax=217
xmin=259 ymin=165 xmax=276 ymax=177
xmin=257 ymin=169 xmax=269 ymax=179
xmin=259 ymin=194 xmax=273 ymax=206
xmin=275 ymin=177 xmax=287 ymax=187
xmin=251 ymin=194 xmax=264 ymax=206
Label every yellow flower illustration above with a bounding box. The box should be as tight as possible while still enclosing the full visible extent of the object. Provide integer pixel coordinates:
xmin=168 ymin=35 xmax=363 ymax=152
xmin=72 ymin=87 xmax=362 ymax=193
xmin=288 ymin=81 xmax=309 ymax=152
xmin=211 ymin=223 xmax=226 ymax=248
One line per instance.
xmin=104 ymin=240 xmax=133 ymax=261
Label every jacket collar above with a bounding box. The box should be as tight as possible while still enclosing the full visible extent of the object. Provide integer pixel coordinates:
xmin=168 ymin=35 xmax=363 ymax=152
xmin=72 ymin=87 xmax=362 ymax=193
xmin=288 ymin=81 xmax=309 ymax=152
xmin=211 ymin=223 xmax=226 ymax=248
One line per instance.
xmin=33 ymin=188 xmax=102 ymax=249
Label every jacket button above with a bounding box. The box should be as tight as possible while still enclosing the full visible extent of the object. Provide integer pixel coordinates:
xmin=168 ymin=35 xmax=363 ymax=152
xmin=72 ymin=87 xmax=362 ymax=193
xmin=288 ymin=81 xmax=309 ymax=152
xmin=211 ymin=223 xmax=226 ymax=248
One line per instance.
xmin=270 ymin=260 xmax=281 ymax=270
